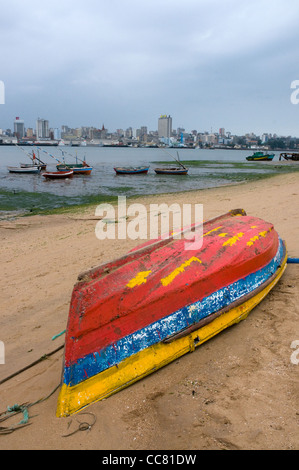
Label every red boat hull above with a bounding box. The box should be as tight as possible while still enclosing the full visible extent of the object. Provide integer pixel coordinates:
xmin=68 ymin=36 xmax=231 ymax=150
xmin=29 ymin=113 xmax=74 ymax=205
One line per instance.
xmin=57 ymin=209 xmax=287 ymax=416
xmin=42 ymin=171 xmax=74 ymax=179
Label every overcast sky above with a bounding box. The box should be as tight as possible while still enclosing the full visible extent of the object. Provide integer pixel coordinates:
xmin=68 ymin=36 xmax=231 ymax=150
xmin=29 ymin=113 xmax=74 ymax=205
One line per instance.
xmin=1 ymin=0 xmax=299 ymax=136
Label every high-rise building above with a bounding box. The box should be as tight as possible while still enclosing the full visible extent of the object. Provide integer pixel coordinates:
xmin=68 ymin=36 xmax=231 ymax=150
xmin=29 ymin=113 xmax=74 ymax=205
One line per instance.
xmin=158 ymin=115 xmax=172 ymax=139
xmin=36 ymin=118 xmax=49 ymax=139
xmin=53 ymin=128 xmax=61 ymax=140
xmin=14 ymin=117 xmax=25 ymax=139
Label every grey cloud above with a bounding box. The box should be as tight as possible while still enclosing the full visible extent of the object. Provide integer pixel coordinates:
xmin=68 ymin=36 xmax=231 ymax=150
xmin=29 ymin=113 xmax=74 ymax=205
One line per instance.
xmin=1 ymin=0 xmax=299 ymax=135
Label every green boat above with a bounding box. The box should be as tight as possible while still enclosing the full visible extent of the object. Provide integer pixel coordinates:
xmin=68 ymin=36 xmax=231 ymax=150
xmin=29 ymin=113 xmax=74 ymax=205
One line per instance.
xmin=56 ymin=162 xmax=93 ymax=175
xmin=246 ymin=152 xmax=275 ymax=161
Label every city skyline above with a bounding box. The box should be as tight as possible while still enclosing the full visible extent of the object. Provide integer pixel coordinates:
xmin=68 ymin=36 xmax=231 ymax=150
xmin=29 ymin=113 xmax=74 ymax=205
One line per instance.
xmin=1 ymin=1 xmax=299 ymax=137
xmin=2 ymin=113 xmax=295 ymax=141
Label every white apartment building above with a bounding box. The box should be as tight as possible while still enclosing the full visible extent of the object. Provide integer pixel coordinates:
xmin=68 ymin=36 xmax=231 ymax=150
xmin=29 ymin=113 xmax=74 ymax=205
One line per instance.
xmin=36 ymin=118 xmax=49 ymax=139
xmin=158 ymin=115 xmax=172 ymax=139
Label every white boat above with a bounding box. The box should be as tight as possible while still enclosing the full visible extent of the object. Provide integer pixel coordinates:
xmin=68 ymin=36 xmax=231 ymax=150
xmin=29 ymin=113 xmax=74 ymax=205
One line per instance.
xmin=7 ymin=166 xmax=41 ymax=174
xmin=20 ymin=162 xmax=47 ymax=170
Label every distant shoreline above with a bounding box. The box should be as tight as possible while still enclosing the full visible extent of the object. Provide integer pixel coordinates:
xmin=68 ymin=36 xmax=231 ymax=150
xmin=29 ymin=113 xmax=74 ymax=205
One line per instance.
xmin=0 ymin=141 xmax=298 ymax=152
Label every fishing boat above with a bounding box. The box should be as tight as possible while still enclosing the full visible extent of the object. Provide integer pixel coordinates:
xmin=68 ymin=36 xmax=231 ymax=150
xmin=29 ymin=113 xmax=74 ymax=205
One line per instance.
xmin=16 ymin=147 xmax=47 ymax=170
xmin=56 ymin=164 xmax=93 ymax=175
xmin=42 ymin=170 xmax=74 ymax=179
xmin=154 ymin=149 xmax=189 ymax=174
xmin=114 ymin=166 xmax=150 ymax=175
xmin=7 ymin=166 xmax=41 ymax=174
xmin=57 ymin=209 xmax=287 ymax=417
xmin=56 ymin=149 xmax=93 ymax=175
xmin=279 ymin=153 xmax=299 ymax=161
xmin=246 ymin=152 xmax=275 ymax=161
xmin=20 ymin=163 xmax=47 ymax=170
xmin=154 ymin=167 xmax=188 ymax=175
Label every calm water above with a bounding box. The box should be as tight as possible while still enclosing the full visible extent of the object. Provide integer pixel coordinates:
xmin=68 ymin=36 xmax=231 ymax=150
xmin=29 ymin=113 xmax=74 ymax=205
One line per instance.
xmin=0 ymin=145 xmax=293 ymax=217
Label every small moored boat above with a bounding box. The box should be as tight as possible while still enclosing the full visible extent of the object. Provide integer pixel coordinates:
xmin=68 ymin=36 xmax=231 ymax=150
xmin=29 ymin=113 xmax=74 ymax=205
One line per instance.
xmin=154 ymin=167 xmax=188 ymax=175
xmin=114 ymin=166 xmax=150 ymax=175
xmin=57 ymin=209 xmax=287 ymax=417
xmin=42 ymin=170 xmax=74 ymax=179
xmin=7 ymin=166 xmax=41 ymax=174
xmin=20 ymin=163 xmax=47 ymax=170
xmin=246 ymin=152 xmax=275 ymax=161
xmin=57 ymin=164 xmax=93 ymax=175
xmin=155 ymin=149 xmax=189 ymax=174
xmin=17 ymin=148 xmax=47 ymax=170
xmin=56 ymin=161 xmax=93 ymax=175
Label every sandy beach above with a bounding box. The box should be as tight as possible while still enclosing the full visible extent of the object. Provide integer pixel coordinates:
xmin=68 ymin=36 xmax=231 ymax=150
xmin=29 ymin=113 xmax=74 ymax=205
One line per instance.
xmin=0 ymin=172 xmax=298 ymax=450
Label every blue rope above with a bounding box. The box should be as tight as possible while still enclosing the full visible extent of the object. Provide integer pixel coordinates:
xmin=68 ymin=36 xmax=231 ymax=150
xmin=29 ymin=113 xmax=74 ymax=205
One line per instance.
xmin=7 ymin=404 xmax=29 ymax=425
xmin=287 ymin=258 xmax=299 ymax=264
xmin=52 ymin=330 xmax=66 ymax=341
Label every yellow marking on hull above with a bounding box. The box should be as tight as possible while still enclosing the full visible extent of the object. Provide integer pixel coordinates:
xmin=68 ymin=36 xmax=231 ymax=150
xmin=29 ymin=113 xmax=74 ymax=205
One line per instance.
xmin=247 ymin=227 xmax=273 ymax=246
xmin=127 ymin=271 xmax=152 ymax=288
xmin=57 ymin=253 xmax=287 ymax=418
xmin=222 ymin=232 xmax=244 ymax=247
xmin=161 ymin=257 xmax=202 ymax=287
xmin=204 ymin=226 xmax=223 ymax=237
xmin=259 ymin=231 xmax=268 ymax=237
xmin=247 ymin=235 xmax=259 ymax=247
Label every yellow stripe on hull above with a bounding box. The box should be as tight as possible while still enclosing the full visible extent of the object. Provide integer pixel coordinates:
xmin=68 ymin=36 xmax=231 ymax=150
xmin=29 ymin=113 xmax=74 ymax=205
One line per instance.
xmin=57 ymin=255 xmax=287 ymax=417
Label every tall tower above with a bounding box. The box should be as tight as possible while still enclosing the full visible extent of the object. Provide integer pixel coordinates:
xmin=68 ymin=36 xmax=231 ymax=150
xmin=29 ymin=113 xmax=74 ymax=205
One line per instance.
xmin=158 ymin=115 xmax=172 ymax=139
xmin=14 ymin=117 xmax=25 ymax=139
xmin=36 ymin=118 xmax=49 ymax=139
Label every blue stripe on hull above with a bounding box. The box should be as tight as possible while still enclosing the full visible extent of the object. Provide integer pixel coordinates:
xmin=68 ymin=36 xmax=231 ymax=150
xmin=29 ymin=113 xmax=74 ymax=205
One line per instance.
xmin=64 ymin=238 xmax=285 ymax=387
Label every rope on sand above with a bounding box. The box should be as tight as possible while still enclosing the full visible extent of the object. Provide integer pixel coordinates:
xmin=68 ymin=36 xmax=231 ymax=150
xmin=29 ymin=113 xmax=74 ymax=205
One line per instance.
xmin=0 ymin=383 xmax=60 ymax=435
xmin=0 ymin=344 xmax=64 ymax=386
xmin=287 ymin=258 xmax=299 ymax=264
xmin=0 ymin=334 xmax=66 ymax=435
xmin=52 ymin=330 xmax=66 ymax=341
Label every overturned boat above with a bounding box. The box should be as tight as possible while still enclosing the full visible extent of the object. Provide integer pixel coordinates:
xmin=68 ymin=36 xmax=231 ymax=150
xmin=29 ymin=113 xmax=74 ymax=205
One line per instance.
xmin=57 ymin=209 xmax=287 ymax=417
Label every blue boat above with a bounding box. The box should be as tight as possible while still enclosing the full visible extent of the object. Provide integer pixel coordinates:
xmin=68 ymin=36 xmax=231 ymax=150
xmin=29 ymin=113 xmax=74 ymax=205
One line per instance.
xmin=114 ymin=166 xmax=149 ymax=175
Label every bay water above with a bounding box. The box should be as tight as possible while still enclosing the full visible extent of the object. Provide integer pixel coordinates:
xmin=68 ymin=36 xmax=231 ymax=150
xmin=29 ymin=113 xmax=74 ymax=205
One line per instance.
xmin=0 ymin=146 xmax=293 ymax=218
